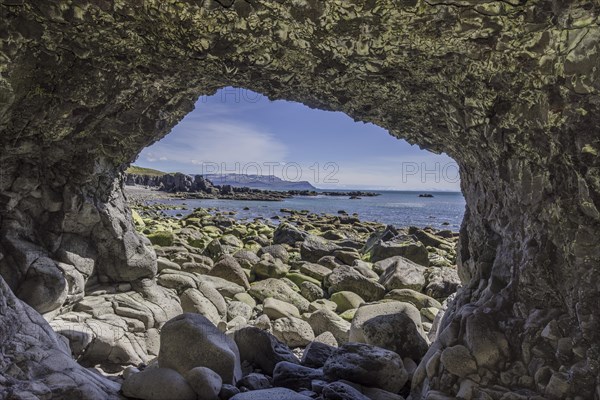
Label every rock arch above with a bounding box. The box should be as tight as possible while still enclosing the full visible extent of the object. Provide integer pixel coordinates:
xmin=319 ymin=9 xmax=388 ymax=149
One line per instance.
xmin=0 ymin=1 xmax=599 ymax=398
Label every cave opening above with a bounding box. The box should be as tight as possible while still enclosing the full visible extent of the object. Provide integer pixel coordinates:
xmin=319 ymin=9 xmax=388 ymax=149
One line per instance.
xmin=0 ymin=1 xmax=599 ymax=399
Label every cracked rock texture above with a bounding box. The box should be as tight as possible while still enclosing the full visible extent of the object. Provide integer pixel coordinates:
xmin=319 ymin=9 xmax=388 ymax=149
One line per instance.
xmin=0 ymin=0 xmax=599 ymax=398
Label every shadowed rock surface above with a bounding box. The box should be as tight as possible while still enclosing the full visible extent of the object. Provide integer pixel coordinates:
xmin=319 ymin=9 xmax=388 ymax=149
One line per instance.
xmin=0 ymin=1 xmax=599 ymax=399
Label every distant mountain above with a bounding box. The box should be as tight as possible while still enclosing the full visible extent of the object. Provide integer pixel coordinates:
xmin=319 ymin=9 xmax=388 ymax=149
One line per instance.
xmin=205 ymin=174 xmax=317 ymax=191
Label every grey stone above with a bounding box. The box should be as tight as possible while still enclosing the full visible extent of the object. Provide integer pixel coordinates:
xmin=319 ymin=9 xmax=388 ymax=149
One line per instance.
xmin=258 ymin=244 xmax=289 ymax=263
xmin=237 ymin=373 xmax=272 ymax=391
xmin=273 ymin=361 xmax=324 ymax=391
xmin=272 ymin=317 xmax=315 ymax=348
xmin=301 ymin=235 xmax=342 ymax=263
xmin=180 ymin=288 xmax=222 ymax=325
xmin=370 ymin=239 xmax=429 ymax=266
xmin=184 ymin=367 xmax=223 ymax=400
xmin=263 ymin=297 xmax=301 ymax=320
xmin=300 ymin=281 xmax=325 ymax=302
xmin=209 ymin=255 xmax=250 ymax=290
xmin=440 ymin=345 xmax=477 ymax=378
xmin=158 ymin=314 xmax=242 ymax=384
xmin=322 ymin=381 xmax=370 ymax=400
xmin=248 ymin=279 xmax=310 ymax=312
xmin=378 ymin=257 xmax=427 ymax=292
xmin=361 ymin=312 xmax=429 ymax=361
xmin=324 ymin=343 xmax=408 ymax=393
xmin=306 ymin=309 xmax=351 ymax=344
xmin=227 ymin=301 xmax=253 ymax=322
xmin=233 ymin=327 xmax=299 ymax=375
xmin=301 ymin=340 xmax=336 ymax=368
xmin=327 ymin=266 xmax=385 ymax=302
xmin=122 ymin=368 xmax=196 ymax=400
xmin=230 ymin=388 xmax=312 ymax=400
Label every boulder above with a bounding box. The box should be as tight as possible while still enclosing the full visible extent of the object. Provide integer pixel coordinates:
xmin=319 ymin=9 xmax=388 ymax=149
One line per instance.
xmin=299 ymin=262 xmax=333 ymax=281
xmin=272 ymin=317 xmax=315 ymax=348
xmin=327 ymin=266 xmax=385 ymax=302
xmin=440 ymin=345 xmax=478 ymax=378
xmin=237 ymin=373 xmax=272 ymax=391
xmin=184 ymin=367 xmax=222 ymax=400
xmin=333 ymin=249 xmax=361 ymax=265
xmin=234 ymin=327 xmax=299 ymax=375
xmin=196 ymin=275 xmax=246 ymax=298
xmin=208 ymin=255 xmax=250 ymax=290
xmin=300 ymin=235 xmax=341 ymax=263
xmin=205 ymin=235 xmax=244 ymax=259
xmin=425 ymin=267 xmax=461 ymax=299
xmin=330 ymin=291 xmax=365 ymax=313
xmin=252 ymin=254 xmax=290 ymax=279
xmin=248 ymin=279 xmax=310 ymax=312
xmin=258 ymin=244 xmax=289 ymax=263
xmin=158 ymin=314 xmax=242 ymax=384
xmin=227 ymin=301 xmax=253 ymax=322
xmin=384 ymin=288 xmax=442 ymax=310
xmin=306 ymin=309 xmax=351 ymax=344
xmin=314 ymin=331 xmax=339 ymax=347
xmin=351 ymin=260 xmax=379 ymax=280
xmin=300 ymin=281 xmax=325 ymax=302
xmin=180 ymin=288 xmax=222 ymax=325
xmin=309 ymin=299 xmax=338 ymax=313
xmin=273 ymin=223 xmax=308 ymax=245
xmin=370 ymin=239 xmax=429 ymax=266
xmin=323 ymin=343 xmax=408 ymax=393
xmin=322 ymin=381 xmax=370 ymax=400
xmin=350 ymin=301 xmax=425 ymax=344
xmin=377 ymin=257 xmax=427 ymax=292
xmin=263 ymin=297 xmax=301 ymax=319
xmin=273 ymin=361 xmax=324 ymax=391
xmin=122 ymin=367 xmax=196 ymax=400
xmin=230 ymin=388 xmax=312 ymax=400
xmin=301 ymin=341 xmax=336 ymax=368
xmin=232 ymin=250 xmax=260 ymax=269
xmin=361 ymin=311 xmax=429 ymax=361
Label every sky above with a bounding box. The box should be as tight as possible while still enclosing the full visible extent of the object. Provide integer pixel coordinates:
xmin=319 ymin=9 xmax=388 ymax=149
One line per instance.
xmin=136 ymin=87 xmax=460 ymax=191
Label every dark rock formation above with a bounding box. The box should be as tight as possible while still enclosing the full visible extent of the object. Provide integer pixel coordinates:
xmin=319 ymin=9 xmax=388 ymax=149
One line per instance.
xmin=126 ymin=172 xmax=218 ymax=194
xmin=0 ymin=1 xmax=599 ymax=399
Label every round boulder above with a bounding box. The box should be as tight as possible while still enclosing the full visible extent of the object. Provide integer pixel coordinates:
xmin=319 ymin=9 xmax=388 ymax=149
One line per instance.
xmin=158 ymin=313 xmax=242 ymax=384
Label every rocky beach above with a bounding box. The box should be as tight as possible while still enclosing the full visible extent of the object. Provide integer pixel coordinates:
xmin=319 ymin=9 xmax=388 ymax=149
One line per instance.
xmin=2 ymin=1 xmax=598 ymax=399
xmin=47 ymin=188 xmax=461 ymax=399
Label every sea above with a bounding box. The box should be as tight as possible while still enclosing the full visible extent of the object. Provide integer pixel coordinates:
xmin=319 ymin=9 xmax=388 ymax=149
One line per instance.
xmin=156 ymin=191 xmax=466 ymax=231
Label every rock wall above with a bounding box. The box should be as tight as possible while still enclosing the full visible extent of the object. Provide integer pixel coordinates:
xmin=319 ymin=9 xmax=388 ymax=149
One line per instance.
xmin=0 ymin=1 xmax=599 ymax=398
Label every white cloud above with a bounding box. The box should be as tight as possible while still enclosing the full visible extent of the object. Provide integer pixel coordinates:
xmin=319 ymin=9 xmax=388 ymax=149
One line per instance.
xmin=139 ymin=119 xmax=289 ymax=169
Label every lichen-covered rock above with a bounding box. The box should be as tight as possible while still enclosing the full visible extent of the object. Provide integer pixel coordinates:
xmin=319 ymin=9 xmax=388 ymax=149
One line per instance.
xmin=327 ymin=266 xmax=385 ymax=302
xmin=300 ymin=235 xmax=342 ymax=263
xmin=248 ymin=279 xmax=310 ymax=313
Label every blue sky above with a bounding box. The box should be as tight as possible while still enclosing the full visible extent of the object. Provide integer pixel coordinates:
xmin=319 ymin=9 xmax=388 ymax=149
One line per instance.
xmin=136 ymin=87 xmax=460 ymax=191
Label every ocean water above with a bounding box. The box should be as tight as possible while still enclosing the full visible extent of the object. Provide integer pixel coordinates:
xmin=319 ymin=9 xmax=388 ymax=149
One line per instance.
xmin=156 ymin=191 xmax=466 ymax=231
